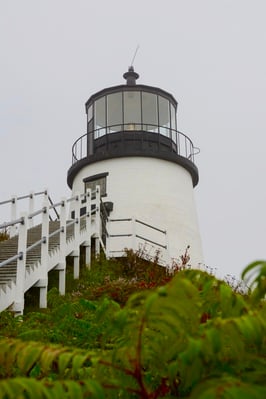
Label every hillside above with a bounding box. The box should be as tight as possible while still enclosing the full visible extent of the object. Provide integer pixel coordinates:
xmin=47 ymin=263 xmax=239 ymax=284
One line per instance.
xmin=0 ymin=252 xmax=265 ymax=398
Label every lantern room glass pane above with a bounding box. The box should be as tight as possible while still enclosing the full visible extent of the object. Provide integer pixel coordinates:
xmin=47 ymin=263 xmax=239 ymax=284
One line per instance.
xmin=170 ymin=103 xmax=177 ymax=130
xmin=107 ymin=92 xmax=123 ymax=133
xmin=142 ymin=92 xmax=158 ymax=132
xmin=94 ymin=97 xmax=106 ymax=138
xmin=87 ymin=105 xmax=93 ymax=122
xmin=124 ymin=91 xmax=141 ymax=130
xmin=158 ymin=96 xmax=170 ymax=137
xmin=170 ymin=103 xmax=177 ymax=143
xmin=87 ymin=105 xmax=93 ymax=134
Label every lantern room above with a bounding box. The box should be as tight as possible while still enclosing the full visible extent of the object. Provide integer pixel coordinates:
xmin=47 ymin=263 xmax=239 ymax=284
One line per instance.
xmin=67 ymin=67 xmax=198 ymax=188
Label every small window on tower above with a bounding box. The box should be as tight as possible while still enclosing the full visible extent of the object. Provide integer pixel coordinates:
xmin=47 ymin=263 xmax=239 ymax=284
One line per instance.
xmin=83 ymin=172 xmax=108 ymax=198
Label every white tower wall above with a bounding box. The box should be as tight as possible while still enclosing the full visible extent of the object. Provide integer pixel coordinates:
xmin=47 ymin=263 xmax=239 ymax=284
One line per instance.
xmin=71 ymin=156 xmax=203 ymax=267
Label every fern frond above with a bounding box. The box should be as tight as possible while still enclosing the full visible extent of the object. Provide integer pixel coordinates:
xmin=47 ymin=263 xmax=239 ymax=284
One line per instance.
xmin=0 ymin=377 xmax=104 ymax=399
xmin=0 ymin=338 xmax=95 ymax=379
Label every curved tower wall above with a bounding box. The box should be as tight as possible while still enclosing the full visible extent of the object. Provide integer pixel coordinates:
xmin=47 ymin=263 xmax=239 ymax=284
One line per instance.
xmin=71 ymin=156 xmax=203 ymax=266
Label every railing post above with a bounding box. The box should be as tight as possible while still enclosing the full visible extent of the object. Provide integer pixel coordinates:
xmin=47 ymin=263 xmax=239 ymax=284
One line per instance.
xmin=10 ymin=195 xmax=17 ymax=237
xmin=13 ymin=213 xmax=28 ymax=315
xmin=28 ymin=191 xmax=34 ymax=229
xmin=73 ymin=192 xmax=80 ymax=279
xmin=39 ymin=192 xmax=49 ymax=308
xmin=59 ymin=198 xmax=66 ymax=295
xmin=84 ymin=189 xmax=92 ymax=268
xmin=95 ymin=186 xmax=101 ymax=256
xmin=105 ymin=217 xmax=110 ymax=259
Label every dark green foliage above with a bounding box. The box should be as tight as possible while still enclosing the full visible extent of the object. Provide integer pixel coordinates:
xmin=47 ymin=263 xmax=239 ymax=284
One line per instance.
xmin=242 ymin=260 xmax=266 ymax=301
xmin=0 ymin=255 xmax=265 ymax=398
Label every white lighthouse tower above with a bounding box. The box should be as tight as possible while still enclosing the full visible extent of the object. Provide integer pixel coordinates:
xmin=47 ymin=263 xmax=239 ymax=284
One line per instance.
xmin=67 ymin=68 xmax=203 ymax=267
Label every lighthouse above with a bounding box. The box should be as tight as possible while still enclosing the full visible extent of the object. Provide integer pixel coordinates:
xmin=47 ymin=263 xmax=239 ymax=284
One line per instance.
xmin=67 ymin=67 xmax=203 ymax=267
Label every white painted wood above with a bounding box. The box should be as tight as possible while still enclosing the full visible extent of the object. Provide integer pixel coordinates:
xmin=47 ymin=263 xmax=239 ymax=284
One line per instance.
xmin=28 ymin=192 xmax=34 ymax=228
xmin=10 ymin=196 xmax=17 ymax=237
xmin=39 ymin=192 xmax=49 ymax=308
xmin=73 ymin=193 xmax=81 ymax=279
xmin=12 ymin=213 xmax=28 ymax=314
xmin=94 ymin=186 xmax=101 ymax=256
xmin=59 ymin=198 xmax=67 ymax=295
xmin=0 ymin=190 xmax=102 ymax=314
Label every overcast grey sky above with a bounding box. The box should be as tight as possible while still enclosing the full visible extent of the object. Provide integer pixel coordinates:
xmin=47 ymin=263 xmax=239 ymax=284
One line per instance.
xmin=1 ymin=0 xmax=266 ymax=279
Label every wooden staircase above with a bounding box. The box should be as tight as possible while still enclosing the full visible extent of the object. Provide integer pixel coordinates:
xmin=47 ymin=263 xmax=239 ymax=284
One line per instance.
xmin=0 ymin=221 xmax=75 ymax=292
xmin=0 ymin=189 xmax=100 ymax=314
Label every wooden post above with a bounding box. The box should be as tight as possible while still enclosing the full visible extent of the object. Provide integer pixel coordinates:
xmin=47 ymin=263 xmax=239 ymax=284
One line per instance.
xmin=73 ymin=193 xmax=80 ymax=279
xmin=13 ymin=213 xmax=28 ymax=315
xmin=84 ymin=189 xmax=92 ymax=269
xmin=10 ymin=196 xmax=17 ymax=237
xmin=95 ymin=185 xmax=101 ymax=256
xmin=28 ymin=191 xmax=34 ymax=229
xmin=39 ymin=192 xmax=49 ymax=308
xmin=58 ymin=198 xmax=66 ymax=295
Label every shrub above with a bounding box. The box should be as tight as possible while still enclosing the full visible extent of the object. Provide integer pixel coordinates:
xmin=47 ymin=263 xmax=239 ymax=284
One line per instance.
xmin=0 ymin=254 xmax=265 ymax=398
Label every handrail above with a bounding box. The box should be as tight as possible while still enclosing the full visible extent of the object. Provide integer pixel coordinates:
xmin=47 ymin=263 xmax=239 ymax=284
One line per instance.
xmin=0 ymin=190 xmax=47 ymax=206
xmin=101 ymin=215 xmax=169 ymax=262
xmin=71 ymin=124 xmax=198 ymax=165
xmin=135 ymin=219 xmax=166 ymax=234
xmin=109 ymin=218 xmax=133 ymax=222
xmin=0 ymin=253 xmax=22 ymax=269
xmin=28 ymin=208 xmax=46 ymax=219
xmin=0 ymin=221 xmax=70 ymax=269
xmin=66 ymin=219 xmax=76 ymax=227
xmin=0 ymin=217 xmax=24 ymax=230
xmin=0 ymin=190 xmax=98 ymax=266
xmin=48 ymin=227 xmax=64 ymax=238
xmin=109 ymin=233 xmax=133 ymax=238
xmin=0 ymin=188 xmax=98 ymax=236
xmin=0 ymin=186 xmax=103 ymax=314
xmin=26 ymin=237 xmax=46 ymax=253
xmin=66 ymin=190 xmax=96 ymax=204
xmin=135 ymin=234 xmax=167 ymax=249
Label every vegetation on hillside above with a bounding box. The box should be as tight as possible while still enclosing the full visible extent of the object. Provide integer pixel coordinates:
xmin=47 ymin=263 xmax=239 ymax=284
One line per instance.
xmin=0 ymin=230 xmax=9 ymax=242
xmin=0 ymin=250 xmax=265 ymax=398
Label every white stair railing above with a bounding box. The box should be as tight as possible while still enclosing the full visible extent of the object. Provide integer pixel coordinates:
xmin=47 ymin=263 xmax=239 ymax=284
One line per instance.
xmin=101 ymin=212 xmax=170 ymax=267
xmin=0 ymin=190 xmax=60 ymax=237
xmin=0 ymin=187 xmax=101 ymax=315
xmin=13 ymin=213 xmax=27 ymax=314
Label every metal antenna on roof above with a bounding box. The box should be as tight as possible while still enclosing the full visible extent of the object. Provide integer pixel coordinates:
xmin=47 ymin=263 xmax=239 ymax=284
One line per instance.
xmin=130 ymin=45 xmax=140 ymax=68
xmin=124 ymin=46 xmax=140 ymax=84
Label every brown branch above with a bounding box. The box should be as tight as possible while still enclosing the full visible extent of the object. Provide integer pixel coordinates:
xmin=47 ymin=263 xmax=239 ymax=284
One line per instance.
xmin=133 ymin=315 xmax=150 ymax=399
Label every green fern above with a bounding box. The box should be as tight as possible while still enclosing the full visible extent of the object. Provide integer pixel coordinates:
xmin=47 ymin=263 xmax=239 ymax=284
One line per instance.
xmin=242 ymin=260 xmax=266 ymax=301
xmin=0 ymin=259 xmax=265 ymax=398
xmin=0 ymin=377 xmax=104 ymax=399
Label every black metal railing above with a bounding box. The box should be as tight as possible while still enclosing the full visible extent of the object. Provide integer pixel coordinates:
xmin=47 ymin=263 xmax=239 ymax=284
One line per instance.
xmin=71 ymin=124 xmax=199 ymax=165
